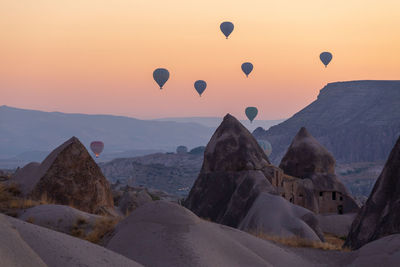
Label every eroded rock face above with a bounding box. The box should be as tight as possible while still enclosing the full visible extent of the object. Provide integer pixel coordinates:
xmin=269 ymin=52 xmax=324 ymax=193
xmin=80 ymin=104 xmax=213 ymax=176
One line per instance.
xmin=254 ymin=80 xmax=400 ymax=164
xmin=278 ymin=127 xmax=359 ymax=214
xmin=202 ymin=114 xmax=270 ymax=172
xmin=185 ymin=114 xmax=276 ymax=228
xmin=280 ymin=127 xmax=335 ymax=178
xmin=344 ymin=136 xmax=400 ymax=249
xmin=184 ymin=114 xmax=324 ymax=241
xmin=13 ymin=137 xmax=114 ymax=215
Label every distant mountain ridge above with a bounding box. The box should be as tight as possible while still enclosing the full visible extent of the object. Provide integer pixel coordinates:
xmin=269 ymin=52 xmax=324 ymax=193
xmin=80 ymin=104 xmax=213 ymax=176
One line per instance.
xmin=0 ymin=105 xmax=214 ymax=158
xmin=155 ymin=117 xmax=285 ymax=132
xmin=254 ymin=80 xmax=400 ymax=164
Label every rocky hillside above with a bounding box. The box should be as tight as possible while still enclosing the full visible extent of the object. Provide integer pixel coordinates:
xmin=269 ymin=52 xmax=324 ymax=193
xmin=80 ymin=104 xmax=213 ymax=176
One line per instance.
xmin=100 ymin=153 xmax=203 ymax=196
xmin=254 ymin=80 xmax=400 ymax=164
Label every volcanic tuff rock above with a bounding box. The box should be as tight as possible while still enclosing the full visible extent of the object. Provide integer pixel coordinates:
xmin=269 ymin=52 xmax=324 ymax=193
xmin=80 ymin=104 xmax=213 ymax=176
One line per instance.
xmin=184 ymin=114 xmax=324 ymax=240
xmin=280 ymin=127 xmax=335 ymax=178
xmin=12 ymin=137 xmax=114 ymax=215
xmin=184 ymin=114 xmax=275 ymax=227
xmin=254 ymin=80 xmax=400 ymax=164
xmin=344 ymin=135 xmax=400 ymax=249
xmin=105 ymin=201 xmax=313 ymax=267
xmin=279 ymin=127 xmax=359 ymax=214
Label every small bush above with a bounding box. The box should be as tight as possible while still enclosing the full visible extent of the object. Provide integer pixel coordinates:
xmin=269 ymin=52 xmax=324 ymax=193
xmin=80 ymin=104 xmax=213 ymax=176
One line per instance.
xmin=84 ymin=218 xmax=119 ymax=244
xmin=70 ymin=218 xmax=88 ymax=238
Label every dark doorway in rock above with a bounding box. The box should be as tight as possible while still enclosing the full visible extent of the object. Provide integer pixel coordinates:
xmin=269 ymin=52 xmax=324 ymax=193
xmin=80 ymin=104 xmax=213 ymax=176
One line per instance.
xmin=338 ymin=205 xmax=343 ymax=214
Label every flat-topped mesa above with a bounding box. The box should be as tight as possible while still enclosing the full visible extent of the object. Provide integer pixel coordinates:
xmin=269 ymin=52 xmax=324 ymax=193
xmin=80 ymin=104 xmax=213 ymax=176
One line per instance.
xmin=276 ymin=127 xmax=359 ymax=214
xmin=344 ymin=135 xmax=400 ymax=250
xmin=253 ymin=80 xmax=400 ymax=164
xmin=202 ymin=113 xmax=270 ymax=172
xmin=12 ymin=137 xmax=114 ymax=215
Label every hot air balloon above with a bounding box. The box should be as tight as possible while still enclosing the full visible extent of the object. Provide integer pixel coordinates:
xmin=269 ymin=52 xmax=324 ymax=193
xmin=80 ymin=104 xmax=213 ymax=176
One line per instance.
xmin=153 ymin=68 xmax=170 ymax=89
xmin=245 ymin=107 xmax=258 ymax=123
xmin=319 ymin=52 xmax=333 ymax=68
xmin=241 ymin=62 xmax=253 ymax=77
xmin=257 ymin=139 xmax=272 ymax=157
xmin=194 ymin=80 xmax=207 ymax=96
xmin=220 ymin=21 xmax=234 ymax=39
xmin=90 ymin=141 xmax=104 ymax=158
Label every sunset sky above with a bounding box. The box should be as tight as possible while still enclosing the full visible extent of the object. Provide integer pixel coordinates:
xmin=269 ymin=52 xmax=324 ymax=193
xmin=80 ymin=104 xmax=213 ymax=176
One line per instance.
xmin=1 ymin=0 xmax=399 ymax=120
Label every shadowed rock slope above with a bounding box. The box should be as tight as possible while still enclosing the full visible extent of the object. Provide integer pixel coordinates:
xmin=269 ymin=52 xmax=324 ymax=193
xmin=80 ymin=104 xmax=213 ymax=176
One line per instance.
xmin=12 ymin=137 xmax=114 ymax=215
xmin=279 ymin=127 xmax=359 ymax=214
xmin=344 ymin=135 xmax=400 ymax=249
xmin=184 ymin=114 xmax=323 ymax=240
xmin=184 ymin=114 xmax=275 ymax=227
xmin=0 ymin=213 xmax=142 ymax=267
xmin=106 ymin=201 xmax=313 ymax=267
xmin=254 ymin=80 xmax=400 ymax=163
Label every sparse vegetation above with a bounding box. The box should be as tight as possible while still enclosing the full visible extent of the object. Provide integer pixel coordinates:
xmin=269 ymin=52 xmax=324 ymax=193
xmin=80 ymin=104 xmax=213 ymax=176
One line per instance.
xmin=251 ymin=230 xmax=349 ymax=251
xmin=70 ymin=217 xmax=119 ymax=244
xmin=84 ymin=217 xmax=119 ymax=244
xmin=70 ymin=217 xmax=88 ymax=238
xmin=0 ymin=183 xmax=51 ymax=216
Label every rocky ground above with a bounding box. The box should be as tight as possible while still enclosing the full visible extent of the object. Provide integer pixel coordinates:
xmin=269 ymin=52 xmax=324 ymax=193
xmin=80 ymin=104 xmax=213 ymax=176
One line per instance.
xmin=1 ymin=114 xmax=400 ymax=266
xmin=100 ymin=152 xmax=203 ymax=196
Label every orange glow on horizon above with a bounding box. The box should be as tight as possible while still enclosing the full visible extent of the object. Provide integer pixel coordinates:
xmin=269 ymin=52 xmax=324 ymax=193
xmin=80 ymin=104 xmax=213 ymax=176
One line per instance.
xmin=1 ymin=0 xmax=399 ymax=120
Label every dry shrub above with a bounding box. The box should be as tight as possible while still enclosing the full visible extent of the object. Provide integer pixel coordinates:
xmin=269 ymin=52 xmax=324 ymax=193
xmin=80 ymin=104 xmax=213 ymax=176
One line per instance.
xmin=71 ymin=217 xmax=88 ymax=238
xmin=0 ymin=183 xmax=40 ymax=213
xmin=26 ymin=217 xmax=35 ymax=224
xmin=70 ymin=217 xmax=119 ymax=244
xmin=0 ymin=183 xmax=12 ymax=202
xmin=323 ymin=233 xmax=347 ymax=248
xmin=252 ymin=230 xmax=347 ymax=251
xmin=84 ymin=217 xmax=119 ymax=244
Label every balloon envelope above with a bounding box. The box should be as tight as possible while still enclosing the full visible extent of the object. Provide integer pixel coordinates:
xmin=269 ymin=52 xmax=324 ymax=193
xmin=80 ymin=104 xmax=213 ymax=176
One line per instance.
xmin=319 ymin=52 xmax=333 ymax=67
xmin=90 ymin=141 xmax=104 ymax=157
xmin=153 ymin=68 xmax=170 ymax=89
xmin=241 ymin=62 xmax=253 ymax=77
xmin=220 ymin=21 xmax=234 ymax=39
xmin=257 ymin=139 xmax=272 ymax=157
xmin=245 ymin=107 xmax=258 ymax=122
xmin=194 ymin=80 xmax=207 ymax=96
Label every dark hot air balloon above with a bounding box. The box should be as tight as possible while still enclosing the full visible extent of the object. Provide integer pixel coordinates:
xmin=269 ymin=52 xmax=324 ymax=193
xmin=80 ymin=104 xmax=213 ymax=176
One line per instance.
xmin=153 ymin=68 xmax=170 ymax=89
xmin=220 ymin=21 xmax=234 ymax=39
xmin=241 ymin=62 xmax=253 ymax=77
xmin=194 ymin=80 xmax=207 ymax=96
xmin=319 ymin=52 xmax=333 ymax=68
xmin=245 ymin=107 xmax=258 ymax=123
xmin=90 ymin=141 xmax=104 ymax=158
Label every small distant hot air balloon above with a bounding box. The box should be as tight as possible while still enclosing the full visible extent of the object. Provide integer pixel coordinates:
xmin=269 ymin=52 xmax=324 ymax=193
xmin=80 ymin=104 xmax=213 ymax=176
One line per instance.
xmin=241 ymin=62 xmax=253 ymax=77
xmin=153 ymin=68 xmax=170 ymax=89
xmin=194 ymin=80 xmax=207 ymax=96
xmin=245 ymin=107 xmax=258 ymax=123
xmin=90 ymin=141 xmax=104 ymax=158
xmin=257 ymin=139 xmax=272 ymax=157
xmin=220 ymin=21 xmax=234 ymax=39
xmin=319 ymin=52 xmax=333 ymax=68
